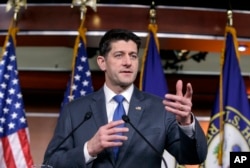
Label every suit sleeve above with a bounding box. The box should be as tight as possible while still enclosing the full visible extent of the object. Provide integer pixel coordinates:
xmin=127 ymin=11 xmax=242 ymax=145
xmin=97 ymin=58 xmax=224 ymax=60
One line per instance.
xmin=165 ymin=115 xmax=208 ymax=164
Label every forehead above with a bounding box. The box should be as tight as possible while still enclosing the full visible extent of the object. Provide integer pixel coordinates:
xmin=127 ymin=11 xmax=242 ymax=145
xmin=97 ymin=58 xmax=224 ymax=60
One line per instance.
xmin=110 ymin=40 xmax=138 ymax=52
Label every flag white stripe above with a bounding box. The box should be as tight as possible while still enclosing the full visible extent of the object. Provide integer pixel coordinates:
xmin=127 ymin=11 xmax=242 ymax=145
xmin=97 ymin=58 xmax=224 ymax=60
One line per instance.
xmin=25 ymin=128 xmax=31 ymax=143
xmin=8 ymin=133 xmax=27 ymax=168
xmin=0 ymin=140 xmax=7 ymax=168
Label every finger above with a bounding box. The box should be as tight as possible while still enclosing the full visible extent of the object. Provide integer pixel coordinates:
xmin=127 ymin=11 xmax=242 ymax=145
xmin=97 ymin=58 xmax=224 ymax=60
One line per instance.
xmin=164 ymin=94 xmax=182 ymax=103
xmin=105 ymin=131 xmax=129 ymax=147
xmin=176 ymin=80 xmax=183 ymax=97
xmin=184 ymin=83 xmax=193 ymax=100
xmin=107 ymin=127 xmax=129 ymax=135
xmin=164 ymin=104 xmax=183 ymax=116
xmin=108 ymin=134 xmax=128 ymax=142
xmin=106 ymin=120 xmax=125 ymax=129
xmin=163 ymin=99 xmax=190 ymax=112
xmin=105 ymin=135 xmax=128 ymax=147
xmin=95 ymin=134 xmax=128 ymax=149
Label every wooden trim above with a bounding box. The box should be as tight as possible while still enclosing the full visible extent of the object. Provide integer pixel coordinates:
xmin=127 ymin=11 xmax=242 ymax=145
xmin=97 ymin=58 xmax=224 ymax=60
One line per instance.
xmin=1 ymin=5 xmax=250 ymax=54
xmin=1 ymin=4 xmax=250 ymax=114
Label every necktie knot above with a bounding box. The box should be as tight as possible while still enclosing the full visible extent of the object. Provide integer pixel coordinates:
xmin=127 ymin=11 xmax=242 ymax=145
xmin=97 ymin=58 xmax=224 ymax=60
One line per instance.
xmin=112 ymin=95 xmax=125 ymax=122
xmin=113 ymin=95 xmax=125 ymax=103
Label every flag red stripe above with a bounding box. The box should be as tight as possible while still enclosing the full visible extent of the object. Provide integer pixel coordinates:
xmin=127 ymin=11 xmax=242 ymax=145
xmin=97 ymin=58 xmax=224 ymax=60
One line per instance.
xmin=1 ymin=137 xmax=17 ymax=168
xmin=18 ymin=129 xmax=34 ymax=167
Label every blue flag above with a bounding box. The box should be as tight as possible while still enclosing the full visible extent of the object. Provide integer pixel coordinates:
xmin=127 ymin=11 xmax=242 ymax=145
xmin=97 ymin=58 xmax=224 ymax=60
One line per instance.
xmin=204 ymin=26 xmax=250 ymax=168
xmin=61 ymin=35 xmax=93 ymax=109
xmin=140 ymin=24 xmax=180 ymax=168
xmin=140 ymin=24 xmax=168 ymax=98
xmin=0 ymin=27 xmax=33 ymax=167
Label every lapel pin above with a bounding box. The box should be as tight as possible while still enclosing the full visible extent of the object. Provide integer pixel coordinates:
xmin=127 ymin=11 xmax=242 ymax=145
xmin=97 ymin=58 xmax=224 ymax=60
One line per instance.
xmin=135 ymin=106 xmax=142 ymax=110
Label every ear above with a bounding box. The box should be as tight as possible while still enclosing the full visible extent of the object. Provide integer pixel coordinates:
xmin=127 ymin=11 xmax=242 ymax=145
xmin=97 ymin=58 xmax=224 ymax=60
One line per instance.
xmin=97 ymin=56 xmax=106 ymax=71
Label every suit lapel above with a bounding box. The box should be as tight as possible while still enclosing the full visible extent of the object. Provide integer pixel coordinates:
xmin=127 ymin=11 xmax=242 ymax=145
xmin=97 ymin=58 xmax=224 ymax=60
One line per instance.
xmin=89 ymin=88 xmax=116 ymax=165
xmin=116 ymin=88 xmax=146 ymax=166
xmin=90 ymin=89 xmax=108 ymax=128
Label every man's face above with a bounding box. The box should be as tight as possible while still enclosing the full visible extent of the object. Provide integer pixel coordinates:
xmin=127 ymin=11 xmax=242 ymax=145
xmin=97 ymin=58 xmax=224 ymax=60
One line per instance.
xmin=97 ymin=40 xmax=139 ymax=91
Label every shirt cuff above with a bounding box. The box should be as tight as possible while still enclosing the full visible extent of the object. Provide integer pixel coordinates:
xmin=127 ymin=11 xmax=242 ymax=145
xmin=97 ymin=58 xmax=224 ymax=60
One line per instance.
xmin=178 ymin=113 xmax=195 ymax=138
xmin=83 ymin=141 xmax=97 ymax=163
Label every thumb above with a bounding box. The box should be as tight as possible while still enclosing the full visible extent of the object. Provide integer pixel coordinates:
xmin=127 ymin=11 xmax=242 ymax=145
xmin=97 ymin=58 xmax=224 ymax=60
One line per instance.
xmin=184 ymin=83 xmax=193 ymax=100
xmin=176 ymin=80 xmax=183 ymax=97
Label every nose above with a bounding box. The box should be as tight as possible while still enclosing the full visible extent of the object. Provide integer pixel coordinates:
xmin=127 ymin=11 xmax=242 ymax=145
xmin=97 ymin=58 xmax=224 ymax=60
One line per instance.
xmin=122 ymin=55 xmax=132 ymax=65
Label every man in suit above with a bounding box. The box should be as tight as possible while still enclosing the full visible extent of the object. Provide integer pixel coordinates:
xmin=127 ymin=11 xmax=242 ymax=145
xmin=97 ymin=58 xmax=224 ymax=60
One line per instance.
xmin=43 ymin=29 xmax=207 ymax=168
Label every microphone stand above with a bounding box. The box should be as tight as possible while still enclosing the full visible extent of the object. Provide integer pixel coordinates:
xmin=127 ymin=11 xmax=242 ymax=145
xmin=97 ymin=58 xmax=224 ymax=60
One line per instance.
xmin=122 ymin=115 xmax=168 ymax=168
xmin=44 ymin=112 xmax=92 ymax=165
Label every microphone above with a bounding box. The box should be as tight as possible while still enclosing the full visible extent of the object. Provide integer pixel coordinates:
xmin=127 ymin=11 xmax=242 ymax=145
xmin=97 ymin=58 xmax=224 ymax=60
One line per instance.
xmin=44 ymin=112 xmax=93 ymax=164
xmin=122 ymin=115 xmax=168 ymax=168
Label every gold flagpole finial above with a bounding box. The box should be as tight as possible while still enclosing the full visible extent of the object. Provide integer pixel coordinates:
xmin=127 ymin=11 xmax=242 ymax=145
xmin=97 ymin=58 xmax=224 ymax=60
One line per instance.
xmin=149 ymin=1 xmax=156 ymax=24
xmin=6 ymin=0 xmax=27 ymax=21
xmin=71 ymin=0 xmax=97 ymax=20
xmin=227 ymin=10 xmax=233 ymax=26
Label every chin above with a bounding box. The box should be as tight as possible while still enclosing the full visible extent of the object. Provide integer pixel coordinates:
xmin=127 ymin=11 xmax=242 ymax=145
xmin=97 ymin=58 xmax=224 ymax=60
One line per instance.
xmin=120 ymin=81 xmax=133 ymax=87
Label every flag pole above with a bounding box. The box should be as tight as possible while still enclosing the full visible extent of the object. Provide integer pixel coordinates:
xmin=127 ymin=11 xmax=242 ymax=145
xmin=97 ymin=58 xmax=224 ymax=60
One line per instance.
xmin=6 ymin=0 xmax=27 ymax=23
xmin=2 ymin=0 xmax=27 ymax=59
xmin=139 ymin=1 xmax=159 ymax=90
xmin=149 ymin=1 xmax=160 ymax=52
xmin=218 ymin=9 xmax=234 ymax=166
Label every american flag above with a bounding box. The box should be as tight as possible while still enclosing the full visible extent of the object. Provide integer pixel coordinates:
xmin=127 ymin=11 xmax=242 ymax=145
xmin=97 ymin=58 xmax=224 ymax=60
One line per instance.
xmin=0 ymin=32 xmax=33 ymax=167
xmin=61 ymin=36 xmax=93 ymax=108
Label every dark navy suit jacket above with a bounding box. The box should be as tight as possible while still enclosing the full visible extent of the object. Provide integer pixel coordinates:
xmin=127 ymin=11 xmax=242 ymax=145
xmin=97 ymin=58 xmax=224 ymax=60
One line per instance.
xmin=43 ymin=87 xmax=207 ymax=168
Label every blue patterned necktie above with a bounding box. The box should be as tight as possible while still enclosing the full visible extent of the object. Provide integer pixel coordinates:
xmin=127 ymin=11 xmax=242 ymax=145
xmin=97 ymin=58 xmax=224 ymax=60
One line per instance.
xmin=112 ymin=95 xmax=125 ymax=160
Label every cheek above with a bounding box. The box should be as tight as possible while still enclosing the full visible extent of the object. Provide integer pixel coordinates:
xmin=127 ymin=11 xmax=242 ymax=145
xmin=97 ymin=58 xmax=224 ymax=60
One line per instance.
xmin=133 ymin=61 xmax=139 ymax=70
xmin=106 ymin=61 xmax=118 ymax=70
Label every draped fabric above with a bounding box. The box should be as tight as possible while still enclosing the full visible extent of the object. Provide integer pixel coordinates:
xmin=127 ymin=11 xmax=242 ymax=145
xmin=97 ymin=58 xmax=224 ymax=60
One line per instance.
xmin=203 ymin=26 xmax=250 ymax=168
xmin=61 ymin=23 xmax=93 ymax=110
xmin=0 ymin=24 xmax=33 ymax=168
xmin=139 ymin=24 xmax=168 ymax=98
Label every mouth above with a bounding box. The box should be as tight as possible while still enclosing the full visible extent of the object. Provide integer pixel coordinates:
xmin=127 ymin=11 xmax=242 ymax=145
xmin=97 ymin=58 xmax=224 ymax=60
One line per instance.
xmin=120 ymin=70 xmax=132 ymax=74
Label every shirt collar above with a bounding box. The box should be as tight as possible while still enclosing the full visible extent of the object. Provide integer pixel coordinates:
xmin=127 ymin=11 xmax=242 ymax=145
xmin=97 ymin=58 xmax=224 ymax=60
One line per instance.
xmin=104 ymin=83 xmax=134 ymax=103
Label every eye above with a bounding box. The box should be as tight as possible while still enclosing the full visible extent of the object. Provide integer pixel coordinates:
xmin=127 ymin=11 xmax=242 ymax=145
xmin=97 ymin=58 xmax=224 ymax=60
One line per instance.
xmin=114 ymin=52 xmax=123 ymax=58
xmin=130 ymin=54 xmax=138 ymax=59
xmin=115 ymin=54 xmax=122 ymax=57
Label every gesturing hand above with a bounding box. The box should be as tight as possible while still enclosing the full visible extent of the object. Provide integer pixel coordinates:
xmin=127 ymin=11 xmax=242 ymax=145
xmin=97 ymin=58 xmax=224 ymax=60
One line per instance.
xmin=87 ymin=120 xmax=129 ymax=157
xmin=162 ymin=80 xmax=193 ymax=125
